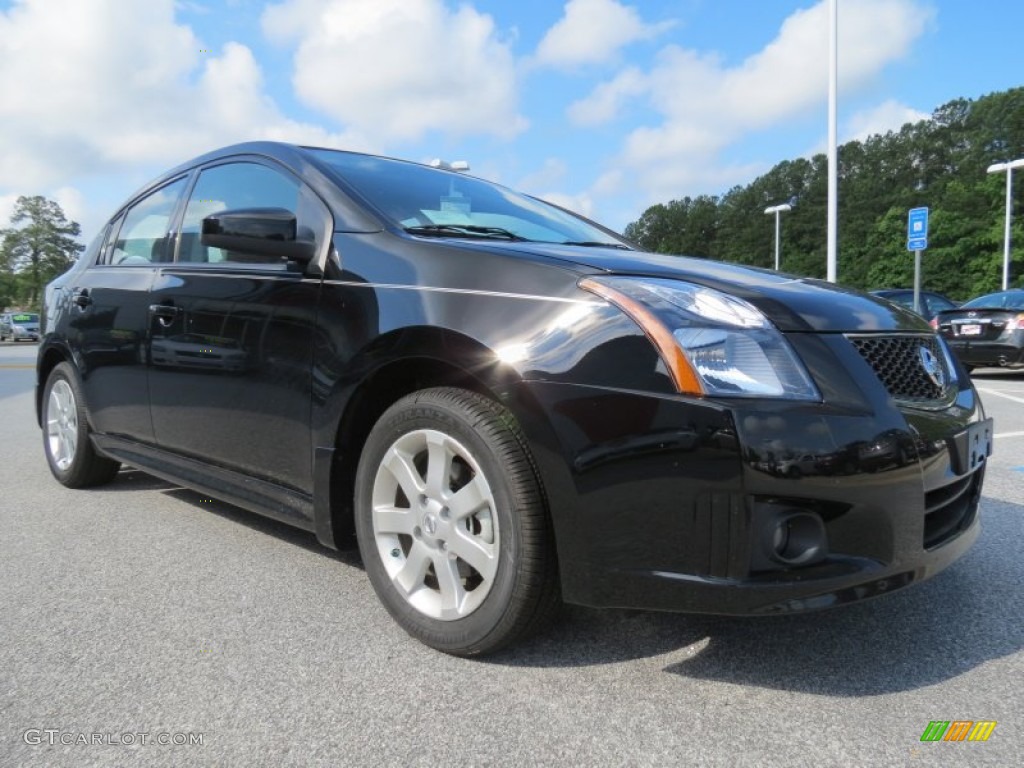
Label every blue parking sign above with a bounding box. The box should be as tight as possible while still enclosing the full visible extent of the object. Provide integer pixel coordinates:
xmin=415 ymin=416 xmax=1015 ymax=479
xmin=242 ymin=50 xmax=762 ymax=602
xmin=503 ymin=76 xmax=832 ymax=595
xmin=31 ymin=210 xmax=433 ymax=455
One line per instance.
xmin=907 ymin=207 xmax=928 ymax=251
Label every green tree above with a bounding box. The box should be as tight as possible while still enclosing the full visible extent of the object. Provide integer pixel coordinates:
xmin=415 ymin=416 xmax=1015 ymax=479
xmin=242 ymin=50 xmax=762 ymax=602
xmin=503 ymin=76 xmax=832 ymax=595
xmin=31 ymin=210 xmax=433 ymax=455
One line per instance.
xmin=0 ymin=196 xmax=84 ymax=309
xmin=623 ymin=195 xmax=720 ymax=256
xmin=0 ymin=237 xmax=18 ymax=310
xmin=624 ymin=86 xmax=1024 ymax=294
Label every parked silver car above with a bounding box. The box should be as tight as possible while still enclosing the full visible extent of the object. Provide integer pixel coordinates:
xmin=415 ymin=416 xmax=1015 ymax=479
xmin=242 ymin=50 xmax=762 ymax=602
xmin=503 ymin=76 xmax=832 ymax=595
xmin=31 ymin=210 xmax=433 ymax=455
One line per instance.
xmin=0 ymin=312 xmax=41 ymax=342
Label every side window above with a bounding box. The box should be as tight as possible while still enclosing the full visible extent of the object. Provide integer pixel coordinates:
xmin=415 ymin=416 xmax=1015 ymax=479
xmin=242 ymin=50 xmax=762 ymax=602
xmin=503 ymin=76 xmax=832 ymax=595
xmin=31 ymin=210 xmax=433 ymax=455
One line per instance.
xmin=889 ymin=294 xmax=914 ymax=311
xmin=107 ymin=177 xmax=187 ymax=266
xmin=927 ymin=295 xmax=957 ymax=315
xmin=101 ymin=215 xmax=124 ymax=264
xmin=177 ymin=162 xmax=316 ymax=265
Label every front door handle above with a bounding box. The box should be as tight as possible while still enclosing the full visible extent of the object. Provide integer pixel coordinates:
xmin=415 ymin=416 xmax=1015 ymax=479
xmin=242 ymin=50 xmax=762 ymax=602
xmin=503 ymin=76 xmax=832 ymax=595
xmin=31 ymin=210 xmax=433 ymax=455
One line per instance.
xmin=148 ymin=304 xmax=180 ymax=327
xmin=72 ymin=289 xmax=92 ymax=309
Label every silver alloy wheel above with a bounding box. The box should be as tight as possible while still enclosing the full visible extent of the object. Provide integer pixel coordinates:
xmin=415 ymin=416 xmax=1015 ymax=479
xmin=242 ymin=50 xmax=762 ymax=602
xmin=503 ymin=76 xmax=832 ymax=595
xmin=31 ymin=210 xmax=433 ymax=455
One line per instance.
xmin=46 ymin=379 xmax=79 ymax=471
xmin=371 ymin=428 xmax=499 ymax=621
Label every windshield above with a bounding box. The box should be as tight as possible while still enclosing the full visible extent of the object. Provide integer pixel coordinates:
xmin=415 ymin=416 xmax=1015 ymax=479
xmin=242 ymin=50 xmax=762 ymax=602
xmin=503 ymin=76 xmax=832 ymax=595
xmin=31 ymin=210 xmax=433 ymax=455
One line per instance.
xmin=962 ymin=291 xmax=1024 ymax=310
xmin=308 ymin=149 xmax=629 ymax=248
xmin=10 ymin=313 xmax=39 ymax=324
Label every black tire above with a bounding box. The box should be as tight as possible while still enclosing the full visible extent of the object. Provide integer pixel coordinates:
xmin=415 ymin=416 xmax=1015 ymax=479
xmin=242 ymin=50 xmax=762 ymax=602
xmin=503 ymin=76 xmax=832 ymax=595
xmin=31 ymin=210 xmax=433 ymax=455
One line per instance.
xmin=354 ymin=387 xmax=560 ymax=656
xmin=42 ymin=362 xmax=121 ymax=488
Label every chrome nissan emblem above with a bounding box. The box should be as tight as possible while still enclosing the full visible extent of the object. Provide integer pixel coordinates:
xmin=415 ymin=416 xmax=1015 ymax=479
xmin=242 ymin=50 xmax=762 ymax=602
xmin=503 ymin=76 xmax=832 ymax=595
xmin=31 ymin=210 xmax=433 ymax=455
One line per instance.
xmin=423 ymin=514 xmax=438 ymax=536
xmin=919 ymin=346 xmax=946 ymax=389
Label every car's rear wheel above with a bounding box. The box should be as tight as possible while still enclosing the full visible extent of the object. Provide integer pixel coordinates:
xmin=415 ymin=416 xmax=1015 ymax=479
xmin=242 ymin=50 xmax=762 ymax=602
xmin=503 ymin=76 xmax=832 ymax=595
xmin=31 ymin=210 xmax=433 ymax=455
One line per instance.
xmin=354 ymin=387 xmax=559 ymax=656
xmin=42 ymin=362 xmax=121 ymax=488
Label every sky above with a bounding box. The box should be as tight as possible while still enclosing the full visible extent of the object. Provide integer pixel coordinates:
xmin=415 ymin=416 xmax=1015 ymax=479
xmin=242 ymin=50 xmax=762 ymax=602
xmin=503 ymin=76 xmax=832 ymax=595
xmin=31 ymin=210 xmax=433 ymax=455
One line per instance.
xmin=1 ymin=0 xmax=1022 ymax=242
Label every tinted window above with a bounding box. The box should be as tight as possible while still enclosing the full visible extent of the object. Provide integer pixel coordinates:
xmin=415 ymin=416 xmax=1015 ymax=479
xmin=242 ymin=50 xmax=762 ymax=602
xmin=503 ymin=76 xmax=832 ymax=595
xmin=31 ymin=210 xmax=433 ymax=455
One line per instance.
xmin=962 ymin=291 xmax=1024 ymax=310
xmin=885 ymin=293 xmax=914 ymax=310
xmin=925 ymin=294 xmax=957 ymax=313
xmin=177 ymin=162 xmax=304 ymax=265
xmin=309 ymin=149 xmax=627 ymax=247
xmin=107 ymin=178 xmax=187 ymax=265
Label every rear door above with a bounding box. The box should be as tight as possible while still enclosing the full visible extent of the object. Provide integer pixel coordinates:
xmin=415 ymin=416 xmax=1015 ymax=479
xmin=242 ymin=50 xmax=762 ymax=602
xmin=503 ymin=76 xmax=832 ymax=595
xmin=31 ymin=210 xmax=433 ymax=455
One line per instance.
xmin=66 ymin=176 xmax=189 ymax=443
xmin=148 ymin=159 xmax=331 ymax=493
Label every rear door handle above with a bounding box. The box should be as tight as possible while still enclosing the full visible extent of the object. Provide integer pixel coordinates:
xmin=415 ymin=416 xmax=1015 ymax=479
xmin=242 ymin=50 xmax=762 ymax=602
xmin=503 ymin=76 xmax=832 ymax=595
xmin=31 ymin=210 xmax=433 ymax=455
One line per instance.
xmin=148 ymin=304 xmax=180 ymax=326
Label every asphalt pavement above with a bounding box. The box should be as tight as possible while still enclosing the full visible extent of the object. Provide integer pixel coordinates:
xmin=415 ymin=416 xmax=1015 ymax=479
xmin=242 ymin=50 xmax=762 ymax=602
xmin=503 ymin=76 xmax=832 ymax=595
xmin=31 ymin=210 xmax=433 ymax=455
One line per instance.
xmin=1 ymin=339 xmax=1021 ymax=767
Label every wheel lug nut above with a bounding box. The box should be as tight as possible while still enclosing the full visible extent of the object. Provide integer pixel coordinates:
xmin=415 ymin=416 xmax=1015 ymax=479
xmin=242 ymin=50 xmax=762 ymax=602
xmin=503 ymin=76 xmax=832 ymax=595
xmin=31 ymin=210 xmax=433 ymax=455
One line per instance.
xmin=440 ymin=507 xmax=449 ymax=519
xmin=413 ymin=526 xmax=421 ymax=538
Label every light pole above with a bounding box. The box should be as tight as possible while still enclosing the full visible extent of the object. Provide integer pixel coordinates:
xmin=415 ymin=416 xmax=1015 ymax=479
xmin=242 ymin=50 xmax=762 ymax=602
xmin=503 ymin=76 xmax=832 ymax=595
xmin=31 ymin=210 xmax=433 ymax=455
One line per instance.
xmin=826 ymin=0 xmax=838 ymax=282
xmin=764 ymin=203 xmax=793 ymax=271
xmin=987 ymin=158 xmax=1024 ymax=291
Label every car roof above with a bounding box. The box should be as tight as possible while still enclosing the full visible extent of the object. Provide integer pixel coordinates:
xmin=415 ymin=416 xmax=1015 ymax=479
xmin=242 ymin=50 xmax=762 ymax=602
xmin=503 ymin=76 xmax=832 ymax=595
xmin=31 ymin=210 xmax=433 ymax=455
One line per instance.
xmin=871 ymin=288 xmax=944 ymax=296
xmin=112 ymin=141 xmax=383 ymax=233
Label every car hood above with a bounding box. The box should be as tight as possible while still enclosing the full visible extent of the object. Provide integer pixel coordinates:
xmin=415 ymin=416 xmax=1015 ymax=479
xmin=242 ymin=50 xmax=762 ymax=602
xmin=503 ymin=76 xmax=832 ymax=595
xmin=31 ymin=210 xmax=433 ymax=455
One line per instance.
xmin=483 ymin=242 xmax=930 ymax=334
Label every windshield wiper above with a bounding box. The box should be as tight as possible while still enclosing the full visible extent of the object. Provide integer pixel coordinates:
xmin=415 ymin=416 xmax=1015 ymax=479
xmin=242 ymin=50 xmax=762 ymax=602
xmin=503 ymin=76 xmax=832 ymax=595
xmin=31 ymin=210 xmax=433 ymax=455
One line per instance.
xmin=559 ymin=240 xmax=633 ymax=250
xmin=404 ymin=224 xmax=528 ymax=241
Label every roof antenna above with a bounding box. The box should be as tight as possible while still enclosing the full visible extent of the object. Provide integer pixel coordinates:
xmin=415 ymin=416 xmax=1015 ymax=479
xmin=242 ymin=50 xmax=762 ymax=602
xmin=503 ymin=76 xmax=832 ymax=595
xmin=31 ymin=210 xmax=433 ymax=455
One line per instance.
xmin=428 ymin=159 xmax=470 ymax=172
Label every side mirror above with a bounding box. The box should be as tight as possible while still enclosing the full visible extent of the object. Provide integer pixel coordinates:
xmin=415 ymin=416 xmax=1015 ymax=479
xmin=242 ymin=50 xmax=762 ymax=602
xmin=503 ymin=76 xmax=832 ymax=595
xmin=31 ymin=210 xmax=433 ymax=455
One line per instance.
xmin=201 ymin=207 xmax=317 ymax=264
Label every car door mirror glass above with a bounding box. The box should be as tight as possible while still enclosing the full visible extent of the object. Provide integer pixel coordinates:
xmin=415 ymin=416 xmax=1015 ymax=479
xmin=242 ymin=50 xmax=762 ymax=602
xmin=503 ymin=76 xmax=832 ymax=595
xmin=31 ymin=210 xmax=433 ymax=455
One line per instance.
xmin=201 ymin=207 xmax=316 ymax=263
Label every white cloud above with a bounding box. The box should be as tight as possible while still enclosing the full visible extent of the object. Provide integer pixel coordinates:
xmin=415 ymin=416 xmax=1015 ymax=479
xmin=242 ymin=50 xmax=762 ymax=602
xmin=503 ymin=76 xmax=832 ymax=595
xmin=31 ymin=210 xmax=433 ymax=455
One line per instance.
xmin=517 ymin=158 xmax=569 ymax=193
xmin=52 ymin=187 xmax=86 ymax=227
xmin=174 ymin=0 xmax=211 ymax=13
xmin=533 ymin=0 xmax=672 ymax=70
xmin=571 ymin=0 xmax=934 ymax=205
xmin=567 ymin=67 xmax=647 ymax=125
xmin=0 ymin=194 xmax=18 ymax=230
xmin=262 ymin=0 xmax=527 ymax=143
xmin=0 ymin=0 xmax=353 ymax=194
xmin=537 ymin=191 xmax=595 ymax=220
xmin=845 ymin=99 xmax=930 ymax=142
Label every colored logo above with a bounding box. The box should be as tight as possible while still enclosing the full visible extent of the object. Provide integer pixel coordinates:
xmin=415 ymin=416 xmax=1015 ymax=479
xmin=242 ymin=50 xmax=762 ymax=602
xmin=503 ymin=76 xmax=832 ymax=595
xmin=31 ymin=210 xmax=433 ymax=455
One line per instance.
xmin=920 ymin=721 xmax=997 ymax=742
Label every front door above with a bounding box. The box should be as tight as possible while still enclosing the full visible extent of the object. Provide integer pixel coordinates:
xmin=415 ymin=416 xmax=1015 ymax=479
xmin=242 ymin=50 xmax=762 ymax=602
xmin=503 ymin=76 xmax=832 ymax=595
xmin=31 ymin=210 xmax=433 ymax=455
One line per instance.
xmin=147 ymin=160 xmax=330 ymax=493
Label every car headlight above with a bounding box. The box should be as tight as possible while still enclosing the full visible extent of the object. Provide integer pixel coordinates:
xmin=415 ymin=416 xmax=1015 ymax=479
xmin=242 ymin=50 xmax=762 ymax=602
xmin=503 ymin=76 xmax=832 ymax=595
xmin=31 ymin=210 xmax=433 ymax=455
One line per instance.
xmin=579 ymin=276 xmax=820 ymax=400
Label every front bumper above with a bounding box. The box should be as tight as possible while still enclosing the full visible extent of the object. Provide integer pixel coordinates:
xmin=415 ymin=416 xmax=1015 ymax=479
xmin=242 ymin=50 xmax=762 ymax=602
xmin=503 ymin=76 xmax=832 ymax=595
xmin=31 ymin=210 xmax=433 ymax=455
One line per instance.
xmin=512 ymin=370 xmax=989 ymax=616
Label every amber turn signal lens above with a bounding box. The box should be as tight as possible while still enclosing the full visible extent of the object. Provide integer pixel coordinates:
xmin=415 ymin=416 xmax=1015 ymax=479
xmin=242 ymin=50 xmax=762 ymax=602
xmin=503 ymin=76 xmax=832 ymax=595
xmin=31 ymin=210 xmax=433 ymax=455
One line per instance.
xmin=579 ymin=277 xmax=703 ymax=395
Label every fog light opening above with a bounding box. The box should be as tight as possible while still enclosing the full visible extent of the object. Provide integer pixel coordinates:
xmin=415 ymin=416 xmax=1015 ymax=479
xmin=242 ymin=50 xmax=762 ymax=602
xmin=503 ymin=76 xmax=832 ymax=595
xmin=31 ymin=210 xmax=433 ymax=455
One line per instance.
xmin=768 ymin=511 xmax=826 ymax=566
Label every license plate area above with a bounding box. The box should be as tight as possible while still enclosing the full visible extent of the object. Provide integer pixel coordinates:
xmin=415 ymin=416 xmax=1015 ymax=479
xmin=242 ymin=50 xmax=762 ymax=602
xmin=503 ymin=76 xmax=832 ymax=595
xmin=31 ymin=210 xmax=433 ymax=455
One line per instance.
xmin=956 ymin=323 xmax=982 ymax=336
xmin=947 ymin=418 xmax=994 ymax=475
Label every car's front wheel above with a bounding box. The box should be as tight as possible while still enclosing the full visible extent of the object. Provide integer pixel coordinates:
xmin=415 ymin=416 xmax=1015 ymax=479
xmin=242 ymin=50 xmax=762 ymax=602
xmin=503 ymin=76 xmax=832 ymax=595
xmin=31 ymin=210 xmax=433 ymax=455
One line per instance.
xmin=42 ymin=362 xmax=121 ymax=488
xmin=354 ymin=387 xmax=559 ymax=656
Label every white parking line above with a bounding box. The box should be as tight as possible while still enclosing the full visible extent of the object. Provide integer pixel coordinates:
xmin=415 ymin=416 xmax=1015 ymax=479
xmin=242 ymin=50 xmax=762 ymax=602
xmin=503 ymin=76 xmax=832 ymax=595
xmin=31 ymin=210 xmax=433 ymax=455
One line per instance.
xmin=994 ymin=431 xmax=1024 ymax=439
xmin=977 ymin=387 xmax=1024 ymax=406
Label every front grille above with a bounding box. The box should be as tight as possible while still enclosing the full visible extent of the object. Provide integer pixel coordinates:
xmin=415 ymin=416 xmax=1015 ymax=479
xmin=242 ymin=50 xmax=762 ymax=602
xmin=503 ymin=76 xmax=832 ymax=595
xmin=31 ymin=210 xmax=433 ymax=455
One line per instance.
xmin=848 ymin=334 xmax=950 ymax=403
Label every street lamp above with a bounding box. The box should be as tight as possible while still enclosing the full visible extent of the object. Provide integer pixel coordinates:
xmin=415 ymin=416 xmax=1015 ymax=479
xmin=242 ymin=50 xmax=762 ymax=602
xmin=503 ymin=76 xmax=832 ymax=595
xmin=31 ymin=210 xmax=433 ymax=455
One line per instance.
xmin=987 ymin=158 xmax=1024 ymax=290
xmin=826 ymin=0 xmax=838 ymax=282
xmin=764 ymin=203 xmax=793 ymax=271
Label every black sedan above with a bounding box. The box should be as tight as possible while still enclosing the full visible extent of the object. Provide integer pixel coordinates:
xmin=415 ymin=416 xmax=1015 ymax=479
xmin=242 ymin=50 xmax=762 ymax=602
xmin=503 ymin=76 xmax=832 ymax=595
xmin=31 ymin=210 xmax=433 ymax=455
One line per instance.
xmin=870 ymin=289 xmax=958 ymax=321
xmin=932 ymin=289 xmax=1024 ymax=370
xmin=36 ymin=142 xmax=992 ymax=655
